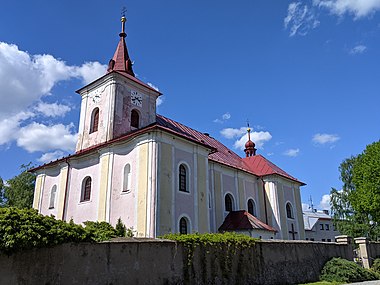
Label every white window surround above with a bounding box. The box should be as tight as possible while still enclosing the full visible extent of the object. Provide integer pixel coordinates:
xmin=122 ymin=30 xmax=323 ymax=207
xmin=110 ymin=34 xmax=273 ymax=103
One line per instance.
xmin=49 ymin=185 xmax=57 ymax=209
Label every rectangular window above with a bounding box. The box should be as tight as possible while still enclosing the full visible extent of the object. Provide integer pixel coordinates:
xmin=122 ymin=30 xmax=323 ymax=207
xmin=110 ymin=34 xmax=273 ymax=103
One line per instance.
xmin=320 ymin=224 xmax=324 ymax=230
xmin=322 ymin=239 xmax=326 ymax=242
xmin=327 ymin=239 xmax=331 ymax=242
xmin=310 ymin=238 xmax=314 ymax=241
xmin=325 ymin=224 xmax=330 ymax=231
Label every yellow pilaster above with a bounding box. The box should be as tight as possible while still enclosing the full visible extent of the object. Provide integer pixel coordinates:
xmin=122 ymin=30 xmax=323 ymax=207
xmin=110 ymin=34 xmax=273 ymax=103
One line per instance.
xmin=158 ymin=143 xmax=173 ymax=235
xmin=214 ymin=171 xmax=223 ymax=229
xmin=238 ymin=177 xmax=245 ymax=210
xmin=197 ymin=154 xmax=208 ymax=233
xmin=33 ymin=174 xmax=45 ymax=210
xmin=294 ymin=186 xmax=305 ymax=239
xmin=56 ymin=166 xmax=68 ymax=220
xmin=98 ymin=153 xmax=111 ymax=221
xmin=137 ymin=143 xmax=149 ymax=237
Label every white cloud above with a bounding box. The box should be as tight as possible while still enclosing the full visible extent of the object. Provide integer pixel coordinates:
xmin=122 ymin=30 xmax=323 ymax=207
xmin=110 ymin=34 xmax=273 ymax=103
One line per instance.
xmin=147 ymin=82 xmax=160 ymax=91
xmin=234 ymin=132 xmax=272 ymax=150
xmin=302 ymin=203 xmax=311 ymax=211
xmin=73 ymin=62 xmax=107 ymax=85
xmin=222 ymin=113 xmax=231 ymax=120
xmin=220 ymin=127 xmax=246 ymax=139
xmin=0 ymin=42 xmax=105 ymax=154
xmin=312 ymin=133 xmax=340 ymax=144
xmin=0 ymin=111 xmax=33 ymax=145
xmin=315 ymin=0 xmax=380 ymax=18
xmin=349 ymin=45 xmax=367 ymax=54
xmin=284 ymin=2 xmax=320 ymax=36
xmin=318 ymin=194 xmax=331 ymax=210
xmin=34 ymin=102 xmax=71 ymax=117
xmin=0 ymin=42 xmax=106 ymax=118
xmin=214 ymin=112 xmax=231 ymax=124
xmin=221 ymin=127 xmax=272 ymax=150
xmin=38 ymin=150 xmax=65 ymax=163
xmin=156 ymin=96 xmax=164 ymax=107
xmin=16 ymin=122 xmax=77 ymax=153
xmin=283 ymin=148 xmax=300 ymax=157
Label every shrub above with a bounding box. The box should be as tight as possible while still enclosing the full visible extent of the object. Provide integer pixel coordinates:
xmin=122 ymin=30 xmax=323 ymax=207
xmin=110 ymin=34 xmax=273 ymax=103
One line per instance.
xmin=320 ymin=257 xmax=379 ymax=283
xmin=0 ymin=207 xmax=90 ymax=254
xmin=161 ymin=232 xmax=257 ymax=248
xmin=83 ymin=221 xmax=117 ymax=242
xmin=371 ymin=258 xmax=380 ymax=274
xmin=115 ymin=217 xmax=127 ymax=237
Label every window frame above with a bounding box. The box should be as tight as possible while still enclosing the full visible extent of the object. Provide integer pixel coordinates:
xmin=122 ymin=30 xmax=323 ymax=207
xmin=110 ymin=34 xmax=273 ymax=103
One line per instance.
xmin=225 ymin=193 xmax=234 ymax=212
xmin=81 ymin=176 xmax=92 ymax=202
xmin=286 ymin=202 xmax=294 ymax=219
xmin=179 ymin=217 xmax=188 ymax=234
xmin=122 ymin=163 xmax=132 ymax=193
xmin=49 ymin=185 xmax=57 ymax=209
xmin=247 ymin=198 xmax=256 ymax=216
xmin=90 ymin=108 xmax=99 ymax=133
xmin=131 ymin=109 xmax=139 ymax=128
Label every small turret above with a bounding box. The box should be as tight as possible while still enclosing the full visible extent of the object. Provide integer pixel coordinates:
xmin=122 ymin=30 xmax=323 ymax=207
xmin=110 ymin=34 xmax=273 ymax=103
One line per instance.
xmin=244 ymin=125 xmax=256 ymax=157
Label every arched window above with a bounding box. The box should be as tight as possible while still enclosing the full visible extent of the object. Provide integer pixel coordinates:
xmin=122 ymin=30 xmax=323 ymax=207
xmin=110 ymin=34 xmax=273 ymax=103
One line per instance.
xmin=49 ymin=185 xmax=57 ymax=209
xmin=90 ymin=108 xmax=99 ymax=133
xmin=123 ymin=164 xmax=132 ymax=192
xmin=81 ymin=177 xmax=92 ymax=202
xmin=179 ymin=164 xmax=188 ymax=192
xmin=225 ymin=194 xmax=234 ymax=212
xmin=131 ymin=109 xmax=139 ymax=128
xmin=179 ymin=217 xmax=188 ymax=234
xmin=286 ymin=202 xmax=294 ymax=219
xmin=247 ymin=199 xmax=256 ymax=216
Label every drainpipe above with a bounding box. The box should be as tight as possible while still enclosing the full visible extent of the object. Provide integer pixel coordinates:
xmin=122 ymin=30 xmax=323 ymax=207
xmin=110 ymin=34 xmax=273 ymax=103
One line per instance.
xmin=260 ymin=177 xmax=269 ymax=225
xmin=62 ymin=159 xmax=71 ymax=221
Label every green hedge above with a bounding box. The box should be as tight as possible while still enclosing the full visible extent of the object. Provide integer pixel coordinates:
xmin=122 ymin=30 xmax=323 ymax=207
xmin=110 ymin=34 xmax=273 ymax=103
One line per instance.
xmin=320 ymin=257 xmax=379 ymax=283
xmin=0 ymin=208 xmax=130 ymax=255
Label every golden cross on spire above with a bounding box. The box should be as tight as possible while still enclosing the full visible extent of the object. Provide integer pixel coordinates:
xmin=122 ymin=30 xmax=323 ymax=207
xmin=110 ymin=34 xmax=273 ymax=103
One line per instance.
xmin=121 ymin=7 xmax=127 ymax=34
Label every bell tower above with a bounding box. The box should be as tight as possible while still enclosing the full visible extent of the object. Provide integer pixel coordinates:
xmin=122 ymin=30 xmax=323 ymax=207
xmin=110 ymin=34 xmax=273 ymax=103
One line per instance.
xmin=75 ymin=15 xmax=161 ymax=153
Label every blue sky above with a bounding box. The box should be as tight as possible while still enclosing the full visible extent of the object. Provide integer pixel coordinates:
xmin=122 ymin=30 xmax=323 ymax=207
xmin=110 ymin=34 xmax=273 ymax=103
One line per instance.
xmin=0 ymin=1 xmax=379 ymax=211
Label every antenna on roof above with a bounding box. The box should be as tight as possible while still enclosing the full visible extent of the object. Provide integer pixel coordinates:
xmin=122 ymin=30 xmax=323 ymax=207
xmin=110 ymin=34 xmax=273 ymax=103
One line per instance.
xmin=308 ymin=195 xmax=314 ymax=212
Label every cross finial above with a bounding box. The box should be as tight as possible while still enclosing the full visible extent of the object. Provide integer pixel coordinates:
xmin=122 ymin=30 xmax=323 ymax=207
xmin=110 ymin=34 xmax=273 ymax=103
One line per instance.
xmin=121 ymin=6 xmax=127 ymax=17
xmin=246 ymin=119 xmax=251 ymax=139
xmin=120 ymin=7 xmax=127 ymax=35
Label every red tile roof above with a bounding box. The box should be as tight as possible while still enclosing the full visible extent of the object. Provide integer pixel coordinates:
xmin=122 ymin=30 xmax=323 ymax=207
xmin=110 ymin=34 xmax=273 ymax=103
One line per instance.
xmin=31 ymin=114 xmax=304 ymax=186
xmin=218 ymin=210 xmax=277 ymax=232
xmin=242 ymin=155 xmax=305 ymax=185
xmin=156 ymin=115 xmax=305 ymax=185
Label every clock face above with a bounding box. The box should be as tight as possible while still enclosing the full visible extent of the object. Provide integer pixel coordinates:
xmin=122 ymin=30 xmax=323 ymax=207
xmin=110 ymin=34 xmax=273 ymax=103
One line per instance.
xmin=90 ymin=90 xmax=101 ymax=103
xmin=131 ymin=90 xmax=142 ymax=107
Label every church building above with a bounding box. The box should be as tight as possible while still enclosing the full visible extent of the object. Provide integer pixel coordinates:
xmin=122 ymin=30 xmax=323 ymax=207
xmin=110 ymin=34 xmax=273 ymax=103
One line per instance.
xmin=32 ymin=16 xmax=306 ymax=240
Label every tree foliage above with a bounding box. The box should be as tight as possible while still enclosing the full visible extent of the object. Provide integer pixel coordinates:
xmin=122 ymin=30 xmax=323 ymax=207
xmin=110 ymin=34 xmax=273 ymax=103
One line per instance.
xmin=330 ymin=141 xmax=380 ymax=239
xmin=0 ymin=163 xmax=36 ymax=208
xmin=0 ymin=208 xmax=132 ymax=255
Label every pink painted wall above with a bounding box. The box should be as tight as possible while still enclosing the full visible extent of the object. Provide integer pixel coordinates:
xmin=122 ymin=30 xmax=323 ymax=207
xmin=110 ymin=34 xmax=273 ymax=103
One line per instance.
xmin=64 ymin=158 xmax=100 ymax=224
xmin=109 ymin=148 xmax=138 ymax=228
xmin=39 ymin=168 xmax=61 ymax=217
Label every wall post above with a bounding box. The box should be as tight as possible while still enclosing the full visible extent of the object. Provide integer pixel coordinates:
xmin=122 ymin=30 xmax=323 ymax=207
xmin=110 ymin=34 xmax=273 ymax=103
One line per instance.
xmin=335 ymin=235 xmax=354 ymax=261
xmin=354 ymin=237 xmax=371 ymax=269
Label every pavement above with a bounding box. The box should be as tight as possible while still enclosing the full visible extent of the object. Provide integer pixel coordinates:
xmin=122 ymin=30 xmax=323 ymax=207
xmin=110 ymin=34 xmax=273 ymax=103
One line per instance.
xmin=345 ymin=281 xmax=380 ymax=285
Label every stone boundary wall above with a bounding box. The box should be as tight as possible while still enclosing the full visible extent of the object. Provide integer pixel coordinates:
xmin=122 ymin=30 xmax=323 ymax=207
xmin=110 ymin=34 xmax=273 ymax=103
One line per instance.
xmin=0 ymin=238 xmax=354 ymax=285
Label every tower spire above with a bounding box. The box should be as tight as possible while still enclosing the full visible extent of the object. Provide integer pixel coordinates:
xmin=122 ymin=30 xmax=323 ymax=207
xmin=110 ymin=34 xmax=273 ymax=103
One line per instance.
xmin=244 ymin=121 xmax=257 ymax=157
xmin=107 ymin=11 xmax=135 ymax=76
